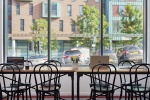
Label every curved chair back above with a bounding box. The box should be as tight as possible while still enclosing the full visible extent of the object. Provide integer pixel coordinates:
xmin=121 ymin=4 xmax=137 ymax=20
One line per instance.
xmin=0 ymin=63 xmax=24 ymax=99
xmin=44 ymin=60 xmax=61 ymax=67
xmin=118 ymin=60 xmax=135 ymax=67
xmin=126 ymin=63 xmax=150 ymax=99
xmin=91 ymin=63 xmax=117 ymax=99
xmin=33 ymin=63 xmax=59 ymax=94
xmin=118 ymin=60 xmax=135 ymax=83
xmin=129 ymin=64 xmax=150 ymax=92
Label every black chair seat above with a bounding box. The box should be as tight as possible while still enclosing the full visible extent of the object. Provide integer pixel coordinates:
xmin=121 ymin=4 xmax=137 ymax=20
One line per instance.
xmin=90 ymin=83 xmax=109 ymax=87
xmin=121 ymin=82 xmax=142 ymax=86
xmin=127 ymin=86 xmax=150 ymax=92
xmin=91 ymin=86 xmax=114 ymax=92
xmin=2 ymin=86 xmax=26 ymax=92
xmin=41 ymin=82 xmax=61 ymax=88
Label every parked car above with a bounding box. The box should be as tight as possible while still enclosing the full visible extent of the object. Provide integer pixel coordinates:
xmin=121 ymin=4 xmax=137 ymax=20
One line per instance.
xmin=116 ymin=46 xmax=143 ymax=63
xmin=95 ymin=49 xmax=118 ymax=64
xmin=28 ymin=55 xmax=48 ymax=65
xmin=61 ymin=50 xmax=85 ymax=64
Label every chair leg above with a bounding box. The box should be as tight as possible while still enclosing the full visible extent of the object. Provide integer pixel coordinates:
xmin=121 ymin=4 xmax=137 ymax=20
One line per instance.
xmin=119 ymin=85 xmax=123 ymax=100
xmin=89 ymin=90 xmax=93 ymax=100
xmin=29 ymin=88 xmax=32 ymax=100
xmin=93 ymin=91 xmax=96 ymax=100
xmin=22 ymin=91 xmax=25 ymax=100
xmin=42 ymin=92 xmax=45 ymax=100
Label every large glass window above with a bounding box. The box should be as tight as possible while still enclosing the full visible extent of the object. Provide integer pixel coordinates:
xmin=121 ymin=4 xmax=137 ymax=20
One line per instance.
xmin=5 ymin=0 xmax=144 ymax=66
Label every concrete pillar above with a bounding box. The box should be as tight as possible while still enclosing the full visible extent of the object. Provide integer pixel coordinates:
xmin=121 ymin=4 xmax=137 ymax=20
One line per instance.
xmin=12 ymin=40 xmax=16 ymax=56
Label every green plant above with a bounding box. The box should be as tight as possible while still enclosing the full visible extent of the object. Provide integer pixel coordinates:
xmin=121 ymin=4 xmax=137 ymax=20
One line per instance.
xmin=71 ymin=56 xmax=80 ymax=63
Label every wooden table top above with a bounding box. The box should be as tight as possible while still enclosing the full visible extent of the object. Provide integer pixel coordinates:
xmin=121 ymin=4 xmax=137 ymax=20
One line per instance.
xmin=75 ymin=67 xmax=149 ymax=73
xmin=0 ymin=66 xmax=149 ymax=73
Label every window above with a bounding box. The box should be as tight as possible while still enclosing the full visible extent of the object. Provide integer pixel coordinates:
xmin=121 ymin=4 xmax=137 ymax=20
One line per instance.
xmin=79 ymin=5 xmax=83 ymax=15
xmin=68 ymin=5 xmax=72 ymax=16
xmin=52 ymin=3 xmax=57 ymax=16
xmin=112 ymin=20 xmax=121 ymax=33
xmin=59 ymin=20 xmax=63 ymax=32
xmin=71 ymin=24 xmax=76 ymax=32
xmin=83 ymin=0 xmax=88 ymax=2
xmin=118 ymin=5 xmax=125 ymax=14
xmin=20 ymin=19 xmax=24 ymax=31
xmin=29 ymin=3 xmax=33 ymax=15
xmin=95 ymin=0 xmax=99 ymax=2
xmin=4 ymin=0 xmax=145 ymax=66
xmin=16 ymin=2 xmax=20 ymax=15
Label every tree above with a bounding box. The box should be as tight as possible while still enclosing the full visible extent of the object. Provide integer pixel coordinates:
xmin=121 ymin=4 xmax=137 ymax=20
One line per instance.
xmin=30 ymin=18 xmax=59 ymax=55
xmin=120 ymin=4 xmax=143 ymax=45
xmin=70 ymin=5 xmax=109 ymax=49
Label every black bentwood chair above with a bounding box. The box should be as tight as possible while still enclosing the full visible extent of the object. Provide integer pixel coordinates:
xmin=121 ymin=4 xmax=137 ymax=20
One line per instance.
xmin=11 ymin=60 xmax=33 ymax=100
xmin=0 ymin=63 xmax=25 ymax=100
xmin=44 ymin=60 xmax=65 ymax=100
xmin=90 ymin=64 xmax=117 ymax=100
xmin=118 ymin=60 xmax=140 ymax=100
xmin=33 ymin=63 xmax=60 ymax=100
xmin=22 ymin=60 xmax=33 ymax=100
xmin=126 ymin=63 xmax=150 ymax=100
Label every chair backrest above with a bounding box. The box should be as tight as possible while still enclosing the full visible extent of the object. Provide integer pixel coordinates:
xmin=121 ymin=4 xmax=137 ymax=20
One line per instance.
xmin=129 ymin=63 xmax=150 ymax=92
xmin=33 ymin=63 xmax=59 ymax=91
xmin=118 ymin=60 xmax=135 ymax=67
xmin=44 ymin=60 xmax=61 ymax=67
xmin=118 ymin=60 xmax=136 ymax=83
xmin=91 ymin=64 xmax=117 ymax=92
xmin=0 ymin=63 xmax=21 ymax=91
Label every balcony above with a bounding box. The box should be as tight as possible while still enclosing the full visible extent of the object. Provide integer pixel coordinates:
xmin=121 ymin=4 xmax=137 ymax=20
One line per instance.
xmin=16 ymin=0 xmax=33 ymax=2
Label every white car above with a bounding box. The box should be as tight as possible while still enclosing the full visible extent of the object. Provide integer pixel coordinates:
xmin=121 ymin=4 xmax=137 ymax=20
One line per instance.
xmin=61 ymin=50 xmax=85 ymax=64
xmin=28 ymin=55 xmax=48 ymax=65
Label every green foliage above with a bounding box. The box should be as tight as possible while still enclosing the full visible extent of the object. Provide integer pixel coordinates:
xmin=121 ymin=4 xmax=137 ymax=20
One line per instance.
xmin=30 ymin=18 xmax=59 ymax=52
xmin=119 ymin=4 xmax=143 ymax=45
xmin=70 ymin=5 xmax=109 ymax=49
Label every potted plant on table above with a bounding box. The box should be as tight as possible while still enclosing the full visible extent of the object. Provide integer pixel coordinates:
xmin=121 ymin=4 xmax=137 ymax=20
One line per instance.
xmin=70 ymin=56 xmax=80 ymax=69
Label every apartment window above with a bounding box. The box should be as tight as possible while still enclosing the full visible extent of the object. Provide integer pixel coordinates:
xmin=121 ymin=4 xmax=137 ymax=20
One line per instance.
xmin=79 ymin=5 xmax=83 ymax=15
xmin=72 ymin=0 xmax=76 ymax=2
xmin=83 ymin=0 xmax=88 ymax=2
xmin=52 ymin=3 xmax=57 ymax=16
xmin=16 ymin=2 xmax=20 ymax=15
xmin=71 ymin=24 xmax=76 ymax=32
xmin=8 ymin=21 xmax=11 ymax=33
xmin=118 ymin=5 xmax=125 ymax=14
xmin=112 ymin=20 xmax=121 ymax=33
xmin=20 ymin=19 xmax=24 ymax=31
xmin=29 ymin=3 xmax=33 ymax=15
xmin=68 ymin=5 xmax=72 ymax=16
xmin=95 ymin=0 xmax=99 ymax=2
xmin=59 ymin=20 xmax=63 ymax=32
